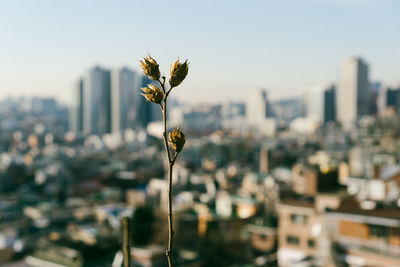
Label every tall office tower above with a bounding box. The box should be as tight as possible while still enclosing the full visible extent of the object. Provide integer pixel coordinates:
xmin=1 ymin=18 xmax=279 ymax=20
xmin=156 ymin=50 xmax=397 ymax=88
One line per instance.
xmin=386 ymin=87 xmax=400 ymax=109
xmin=84 ymin=66 xmax=112 ymax=135
xmin=304 ymin=84 xmax=326 ymax=123
xmin=246 ymin=89 xmax=276 ymax=136
xmin=246 ymin=89 xmax=268 ymax=125
xmin=111 ymin=67 xmax=138 ymax=133
xmin=324 ymin=84 xmax=336 ymax=124
xmin=369 ymin=81 xmax=381 ymax=116
xmin=377 ymin=84 xmax=388 ymax=116
xmin=304 ymin=84 xmax=336 ymax=125
xmin=70 ymin=78 xmax=85 ymax=132
xmin=378 ymin=84 xmax=400 ymax=116
xmin=337 ymin=57 xmax=369 ymax=128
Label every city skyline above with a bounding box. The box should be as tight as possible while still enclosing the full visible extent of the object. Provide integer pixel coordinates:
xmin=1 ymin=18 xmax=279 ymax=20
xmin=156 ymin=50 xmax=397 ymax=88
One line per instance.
xmin=1 ymin=0 xmax=399 ymax=104
xmin=2 ymin=2 xmax=400 ymax=266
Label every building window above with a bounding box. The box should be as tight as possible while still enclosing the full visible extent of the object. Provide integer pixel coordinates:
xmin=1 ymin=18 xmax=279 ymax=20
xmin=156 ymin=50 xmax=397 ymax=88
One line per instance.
xmin=369 ymin=224 xmax=389 ymax=238
xmin=286 ymin=235 xmax=299 ymax=245
xmin=290 ymin=214 xmax=308 ymax=224
xmin=308 ymin=239 xmax=315 ymax=248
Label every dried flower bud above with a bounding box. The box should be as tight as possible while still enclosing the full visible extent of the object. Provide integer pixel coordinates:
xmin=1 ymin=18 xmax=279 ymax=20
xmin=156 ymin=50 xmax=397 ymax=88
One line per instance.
xmin=140 ymin=55 xmax=161 ymax=80
xmin=168 ymin=128 xmax=185 ymax=153
xmin=140 ymin=84 xmax=163 ymax=104
xmin=169 ymin=59 xmax=189 ymax=88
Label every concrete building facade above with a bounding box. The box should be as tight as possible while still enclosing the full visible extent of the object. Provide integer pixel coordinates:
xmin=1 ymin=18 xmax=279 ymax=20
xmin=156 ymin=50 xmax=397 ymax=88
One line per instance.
xmin=337 ymin=57 xmax=369 ymax=128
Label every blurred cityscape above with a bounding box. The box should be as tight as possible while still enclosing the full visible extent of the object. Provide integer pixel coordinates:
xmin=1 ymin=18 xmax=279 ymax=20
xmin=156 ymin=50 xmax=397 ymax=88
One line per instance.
xmin=1 ymin=56 xmax=400 ymax=267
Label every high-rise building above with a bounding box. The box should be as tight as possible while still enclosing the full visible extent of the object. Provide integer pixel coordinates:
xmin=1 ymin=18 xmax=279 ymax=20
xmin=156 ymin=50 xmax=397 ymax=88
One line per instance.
xmin=304 ymin=84 xmax=325 ymax=123
xmin=246 ymin=89 xmax=268 ymax=125
xmin=246 ymin=89 xmax=276 ymax=136
xmin=111 ymin=67 xmax=138 ymax=133
xmin=304 ymin=84 xmax=336 ymax=125
xmin=378 ymin=83 xmax=400 ymax=116
xmin=84 ymin=66 xmax=112 ymax=135
xmin=337 ymin=57 xmax=369 ymax=128
xmin=72 ymin=67 xmax=162 ymax=136
xmin=70 ymin=78 xmax=84 ymax=132
xmin=386 ymin=87 xmax=400 ymax=109
xmin=369 ymin=81 xmax=381 ymax=116
xmin=377 ymin=83 xmax=388 ymax=116
xmin=324 ymin=85 xmax=336 ymax=124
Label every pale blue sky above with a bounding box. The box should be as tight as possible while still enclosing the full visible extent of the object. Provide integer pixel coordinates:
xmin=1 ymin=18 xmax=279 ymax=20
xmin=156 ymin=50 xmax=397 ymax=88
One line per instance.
xmin=0 ymin=0 xmax=399 ymax=104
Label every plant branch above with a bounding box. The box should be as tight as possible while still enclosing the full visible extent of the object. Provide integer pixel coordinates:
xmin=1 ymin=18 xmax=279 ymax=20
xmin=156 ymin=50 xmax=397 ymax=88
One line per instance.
xmin=160 ymin=83 xmax=175 ymax=266
xmin=166 ymin=86 xmax=174 ymax=97
xmin=166 ymin=160 xmax=174 ymax=267
xmin=162 ymin=99 xmax=172 ymax=164
xmin=142 ymin=56 xmax=186 ymax=267
xmin=158 ymin=78 xmax=166 ymax=94
xmin=121 ymin=217 xmax=131 ymax=267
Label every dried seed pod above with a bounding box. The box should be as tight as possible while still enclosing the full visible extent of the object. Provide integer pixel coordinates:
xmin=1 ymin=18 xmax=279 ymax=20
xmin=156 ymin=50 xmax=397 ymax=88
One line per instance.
xmin=140 ymin=55 xmax=161 ymax=81
xmin=168 ymin=128 xmax=185 ymax=152
xmin=140 ymin=84 xmax=163 ymax=104
xmin=169 ymin=59 xmax=189 ymax=88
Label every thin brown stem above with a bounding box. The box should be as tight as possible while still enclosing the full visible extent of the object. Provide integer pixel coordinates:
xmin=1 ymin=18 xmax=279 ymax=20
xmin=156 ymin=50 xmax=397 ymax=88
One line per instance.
xmin=158 ymin=78 xmax=165 ymax=94
xmin=159 ymin=80 xmax=175 ymax=266
xmin=162 ymin=102 xmax=172 ymax=163
xmin=166 ymin=160 xmax=174 ymax=266
xmin=166 ymin=86 xmax=174 ymax=97
xmin=121 ymin=217 xmax=131 ymax=267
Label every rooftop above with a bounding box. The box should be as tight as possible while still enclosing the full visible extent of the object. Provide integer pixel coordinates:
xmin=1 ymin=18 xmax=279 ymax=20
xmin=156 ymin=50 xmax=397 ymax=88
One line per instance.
xmin=279 ymin=197 xmax=315 ymax=209
xmin=327 ymin=199 xmax=400 ymax=227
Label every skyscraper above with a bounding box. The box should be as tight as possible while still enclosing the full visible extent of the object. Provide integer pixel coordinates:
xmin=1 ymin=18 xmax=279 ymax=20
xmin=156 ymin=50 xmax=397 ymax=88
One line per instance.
xmin=246 ymin=89 xmax=276 ymax=136
xmin=378 ymin=84 xmax=400 ymax=116
xmin=369 ymin=81 xmax=381 ymax=116
xmin=324 ymin=85 xmax=336 ymax=124
xmin=304 ymin=84 xmax=325 ymax=123
xmin=246 ymin=89 xmax=268 ymax=125
xmin=72 ymin=66 xmax=162 ymax=136
xmin=111 ymin=67 xmax=138 ymax=133
xmin=337 ymin=57 xmax=369 ymax=128
xmin=70 ymin=78 xmax=84 ymax=132
xmin=386 ymin=87 xmax=400 ymax=109
xmin=84 ymin=66 xmax=112 ymax=135
xmin=304 ymin=84 xmax=336 ymax=125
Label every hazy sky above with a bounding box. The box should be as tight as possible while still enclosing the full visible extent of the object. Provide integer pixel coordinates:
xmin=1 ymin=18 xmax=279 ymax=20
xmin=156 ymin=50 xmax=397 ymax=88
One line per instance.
xmin=0 ymin=0 xmax=399 ymax=104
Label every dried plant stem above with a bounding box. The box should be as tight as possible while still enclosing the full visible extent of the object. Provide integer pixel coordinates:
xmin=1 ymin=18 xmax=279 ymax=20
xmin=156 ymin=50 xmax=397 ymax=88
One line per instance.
xmin=166 ymin=158 xmax=174 ymax=267
xmin=122 ymin=217 xmax=131 ymax=267
xmin=160 ymin=80 xmax=177 ymax=267
xmin=141 ymin=55 xmax=187 ymax=267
